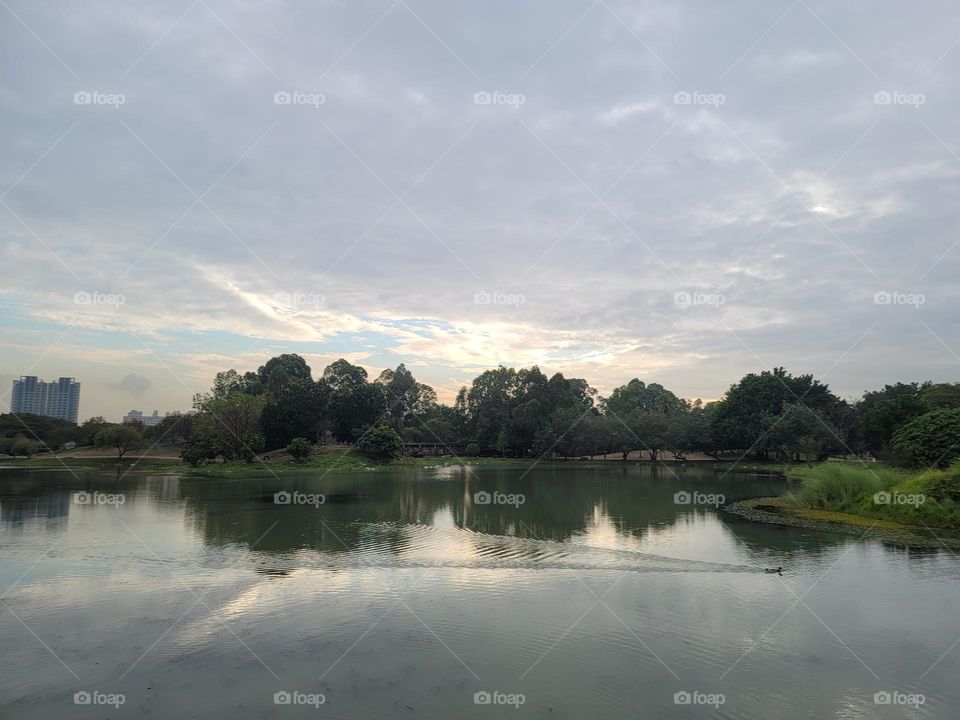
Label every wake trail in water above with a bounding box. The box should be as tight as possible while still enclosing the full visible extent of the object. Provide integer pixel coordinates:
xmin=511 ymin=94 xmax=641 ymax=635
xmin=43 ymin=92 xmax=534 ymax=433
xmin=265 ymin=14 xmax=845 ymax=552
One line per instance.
xmin=260 ymin=521 xmax=759 ymax=575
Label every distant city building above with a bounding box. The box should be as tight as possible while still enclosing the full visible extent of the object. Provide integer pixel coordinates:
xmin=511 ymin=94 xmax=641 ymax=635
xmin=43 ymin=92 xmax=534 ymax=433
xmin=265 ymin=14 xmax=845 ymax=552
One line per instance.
xmin=10 ymin=377 xmax=81 ymax=424
xmin=122 ymin=409 xmax=194 ymax=426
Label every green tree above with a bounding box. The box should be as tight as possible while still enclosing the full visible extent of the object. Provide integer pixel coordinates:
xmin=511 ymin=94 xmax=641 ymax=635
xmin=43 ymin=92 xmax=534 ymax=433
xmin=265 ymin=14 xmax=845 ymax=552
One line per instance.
xmin=0 ymin=413 xmax=81 ymax=448
xmin=664 ymin=411 xmax=705 ymax=461
xmin=181 ymin=416 xmax=221 ymax=466
xmin=604 ymin=379 xmax=682 ymax=417
xmin=712 ymin=367 xmax=840 ymax=455
xmin=858 ymin=382 xmax=929 ymax=452
xmin=628 ymin=410 xmax=669 ymax=460
xmin=356 ymin=424 xmax=403 ymax=460
xmin=93 ymin=425 xmax=146 ymax=459
xmin=200 ymin=394 xmax=267 ymax=461
xmin=149 ymin=413 xmax=195 ymax=445
xmin=505 ymin=399 xmax=542 ymax=456
xmin=323 ymin=358 xmax=368 ymax=392
xmin=466 ymin=366 xmax=518 ymax=452
xmin=765 ymin=403 xmax=837 ymax=464
xmin=9 ymin=434 xmax=41 ymax=457
xmin=376 ymin=363 xmax=437 ymax=429
xmin=603 ymin=415 xmax=637 ymax=460
xmin=261 ymin=379 xmax=323 ymax=449
xmin=327 ymin=381 xmax=387 ymax=442
xmin=79 ymin=416 xmax=109 ymax=444
xmin=320 ymin=360 xmax=388 ymax=441
xmin=286 ymin=437 xmax=312 ymax=460
xmin=212 ymin=369 xmax=247 ymax=398
xmin=258 ymin=353 xmax=312 ymax=395
xmin=921 ymin=383 xmax=960 ymax=409
xmin=891 ymin=408 xmax=960 ymax=468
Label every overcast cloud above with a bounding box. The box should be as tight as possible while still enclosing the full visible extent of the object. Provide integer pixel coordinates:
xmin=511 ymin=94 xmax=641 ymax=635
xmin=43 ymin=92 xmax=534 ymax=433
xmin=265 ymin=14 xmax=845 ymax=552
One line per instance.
xmin=1 ymin=0 xmax=959 ymax=420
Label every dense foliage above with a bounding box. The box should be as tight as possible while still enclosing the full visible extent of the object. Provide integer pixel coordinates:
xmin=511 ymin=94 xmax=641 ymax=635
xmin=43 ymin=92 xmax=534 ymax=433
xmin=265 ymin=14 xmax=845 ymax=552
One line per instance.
xmin=171 ymin=358 xmax=960 ymax=467
xmin=355 ymin=424 xmax=403 ymax=460
xmin=890 ymin=408 xmax=960 ymax=468
xmin=286 ymin=437 xmax=313 ymax=460
xmin=3 ymin=355 xmax=955 ymax=470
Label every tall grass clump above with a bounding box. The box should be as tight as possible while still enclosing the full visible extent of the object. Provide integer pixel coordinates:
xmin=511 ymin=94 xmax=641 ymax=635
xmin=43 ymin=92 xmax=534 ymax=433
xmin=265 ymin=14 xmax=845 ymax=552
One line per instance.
xmin=784 ymin=461 xmax=960 ymax=530
xmin=784 ymin=463 xmax=904 ymax=512
xmin=879 ymin=462 xmax=960 ymax=529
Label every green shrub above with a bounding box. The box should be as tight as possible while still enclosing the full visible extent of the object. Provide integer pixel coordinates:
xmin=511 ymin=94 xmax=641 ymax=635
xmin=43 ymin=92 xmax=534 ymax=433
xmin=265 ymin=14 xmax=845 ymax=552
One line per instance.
xmin=180 ymin=420 xmax=220 ymax=466
xmin=181 ymin=441 xmax=215 ymax=467
xmin=241 ymin=432 xmax=265 ymax=463
xmin=465 ymin=442 xmax=481 ymax=456
xmin=356 ymin=424 xmax=403 ymax=460
xmin=287 ymin=437 xmax=312 ymax=460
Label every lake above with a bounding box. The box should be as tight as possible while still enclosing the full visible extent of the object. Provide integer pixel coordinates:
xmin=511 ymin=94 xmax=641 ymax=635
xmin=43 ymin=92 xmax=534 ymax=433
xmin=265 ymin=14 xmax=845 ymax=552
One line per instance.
xmin=1 ymin=464 xmax=957 ymax=718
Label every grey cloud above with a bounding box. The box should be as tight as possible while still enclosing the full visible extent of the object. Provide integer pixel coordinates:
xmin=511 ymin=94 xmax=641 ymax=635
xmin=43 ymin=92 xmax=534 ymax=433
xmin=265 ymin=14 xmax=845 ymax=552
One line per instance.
xmin=1 ymin=0 xmax=959 ymax=404
xmin=109 ymin=373 xmax=153 ymax=397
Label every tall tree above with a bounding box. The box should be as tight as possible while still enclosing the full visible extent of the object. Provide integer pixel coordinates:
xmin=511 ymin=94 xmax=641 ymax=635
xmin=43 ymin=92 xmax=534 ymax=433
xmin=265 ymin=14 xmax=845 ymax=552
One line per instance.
xmin=94 ymin=425 xmax=146 ymax=459
xmin=258 ymin=354 xmax=312 ymax=395
xmin=323 ymin=360 xmax=387 ymax=441
xmin=376 ymin=363 xmax=437 ymax=429
xmin=261 ymin=379 xmax=323 ymax=449
xmin=858 ymin=382 xmax=929 ymax=452
xmin=466 ymin=366 xmax=519 ymax=452
xmin=712 ymin=368 xmax=839 ymax=455
xmin=200 ymin=394 xmax=267 ymax=461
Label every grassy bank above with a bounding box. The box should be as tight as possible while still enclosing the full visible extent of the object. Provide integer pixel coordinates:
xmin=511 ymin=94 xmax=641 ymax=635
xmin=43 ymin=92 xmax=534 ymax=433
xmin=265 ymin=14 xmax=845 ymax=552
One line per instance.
xmin=4 ymin=451 xmax=785 ymax=478
xmin=2 ymin=452 xmax=621 ymax=476
xmin=712 ymin=461 xmax=790 ymax=476
xmin=782 ymin=462 xmax=960 ymax=530
xmin=0 ymin=456 xmax=182 ymax=471
xmin=183 ymin=452 xmax=539 ymax=477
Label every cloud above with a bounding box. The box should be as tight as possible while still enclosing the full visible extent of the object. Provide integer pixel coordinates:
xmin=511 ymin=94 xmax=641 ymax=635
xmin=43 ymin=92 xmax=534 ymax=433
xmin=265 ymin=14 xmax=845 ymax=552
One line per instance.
xmin=1 ymin=0 xmax=959 ymax=419
xmin=109 ymin=373 xmax=153 ymax=397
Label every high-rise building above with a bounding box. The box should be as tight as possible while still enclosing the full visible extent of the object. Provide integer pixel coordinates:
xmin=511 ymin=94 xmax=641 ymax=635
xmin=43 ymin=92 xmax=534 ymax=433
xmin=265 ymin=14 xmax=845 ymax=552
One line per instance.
xmin=10 ymin=376 xmax=81 ymax=424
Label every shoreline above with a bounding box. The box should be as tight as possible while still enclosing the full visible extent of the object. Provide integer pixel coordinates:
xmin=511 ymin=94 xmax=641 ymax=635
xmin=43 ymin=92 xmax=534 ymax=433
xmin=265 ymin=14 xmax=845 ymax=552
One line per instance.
xmin=724 ymin=496 xmax=960 ymax=549
xmin=0 ymin=453 xmax=792 ymax=477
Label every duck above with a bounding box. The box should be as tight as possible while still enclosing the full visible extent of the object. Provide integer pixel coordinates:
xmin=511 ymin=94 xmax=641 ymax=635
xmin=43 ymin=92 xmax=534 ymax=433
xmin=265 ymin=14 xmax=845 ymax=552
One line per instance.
xmin=764 ymin=566 xmax=783 ymax=575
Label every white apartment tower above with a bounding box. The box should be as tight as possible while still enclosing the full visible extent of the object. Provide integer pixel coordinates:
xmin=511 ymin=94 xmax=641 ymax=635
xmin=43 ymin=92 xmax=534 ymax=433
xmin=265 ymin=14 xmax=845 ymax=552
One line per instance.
xmin=10 ymin=376 xmax=81 ymax=424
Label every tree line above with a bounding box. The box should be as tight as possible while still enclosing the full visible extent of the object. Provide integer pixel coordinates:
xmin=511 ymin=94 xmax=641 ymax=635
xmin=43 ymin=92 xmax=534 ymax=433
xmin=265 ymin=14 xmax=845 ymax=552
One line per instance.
xmin=175 ymin=356 xmax=960 ymax=467
xmin=2 ymin=355 xmax=957 ymax=467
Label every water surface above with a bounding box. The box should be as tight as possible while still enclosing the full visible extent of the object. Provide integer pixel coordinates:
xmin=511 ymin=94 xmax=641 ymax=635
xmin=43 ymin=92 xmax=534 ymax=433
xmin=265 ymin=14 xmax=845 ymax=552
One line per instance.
xmin=1 ymin=464 xmax=957 ymax=718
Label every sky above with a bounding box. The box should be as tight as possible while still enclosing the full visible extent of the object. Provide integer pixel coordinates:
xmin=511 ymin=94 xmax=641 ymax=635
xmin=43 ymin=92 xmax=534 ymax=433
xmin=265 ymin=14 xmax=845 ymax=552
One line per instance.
xmin=1 ymin=0 xmax=959 ymax=422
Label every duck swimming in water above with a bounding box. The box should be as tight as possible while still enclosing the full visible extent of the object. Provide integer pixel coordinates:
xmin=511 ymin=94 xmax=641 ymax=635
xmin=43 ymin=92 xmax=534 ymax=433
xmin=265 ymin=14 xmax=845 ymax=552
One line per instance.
xmin=764 ymin=566 xmax=783 ymax=575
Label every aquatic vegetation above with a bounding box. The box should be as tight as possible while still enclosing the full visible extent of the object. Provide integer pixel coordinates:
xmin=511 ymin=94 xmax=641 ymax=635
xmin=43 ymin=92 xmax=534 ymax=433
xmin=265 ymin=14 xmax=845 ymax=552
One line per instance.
xmin=784 ymin=462 xmax=960 ymax=530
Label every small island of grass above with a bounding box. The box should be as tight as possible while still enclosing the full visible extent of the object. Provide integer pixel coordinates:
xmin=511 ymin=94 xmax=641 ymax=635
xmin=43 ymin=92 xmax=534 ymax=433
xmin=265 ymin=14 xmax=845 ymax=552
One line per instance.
xmin=726 ymin=461 xmax=960 ymax=548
